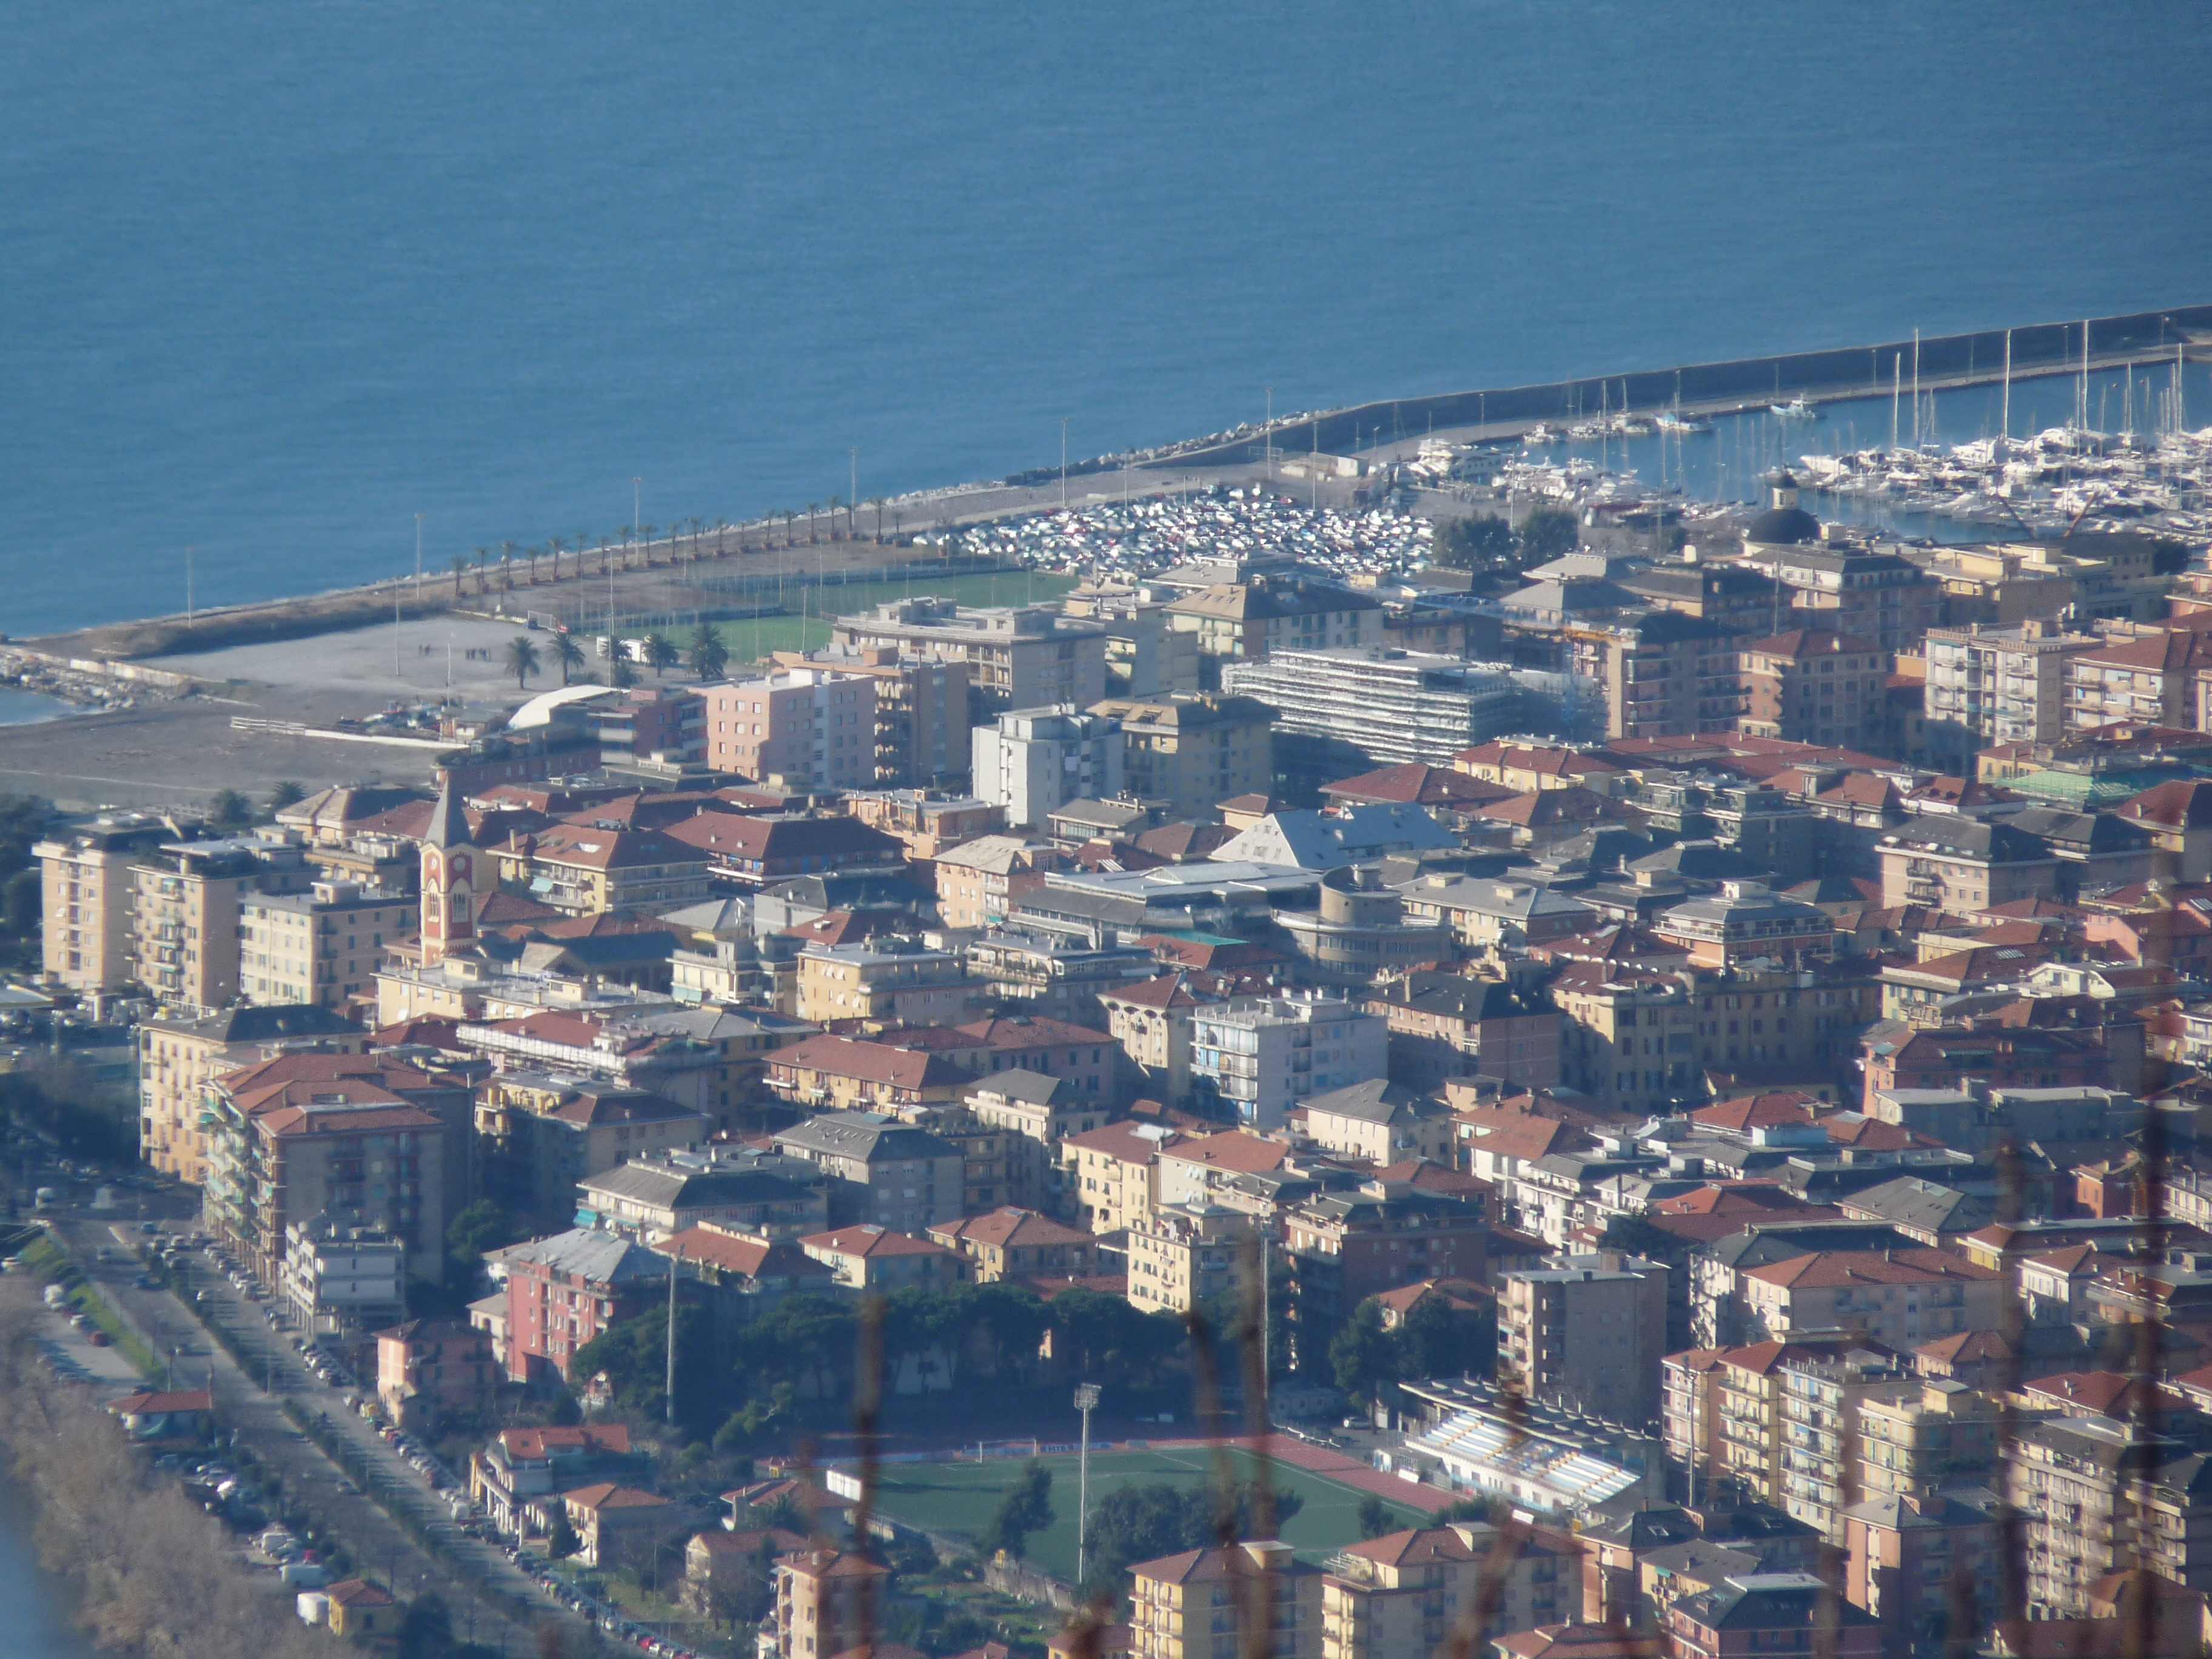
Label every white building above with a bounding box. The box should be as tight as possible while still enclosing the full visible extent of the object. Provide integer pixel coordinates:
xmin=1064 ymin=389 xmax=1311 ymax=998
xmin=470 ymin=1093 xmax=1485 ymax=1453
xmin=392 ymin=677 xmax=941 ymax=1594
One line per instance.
xmin=1189 ymin=992 xmax=1389 ymax=1131
xmin=280 ymin=1213 xmax=406 ymax=1336
xmin=1224 ymin=645 xmax=1521 ymax=766
xmin=971 ymin=705 xmax=1125 ymax=830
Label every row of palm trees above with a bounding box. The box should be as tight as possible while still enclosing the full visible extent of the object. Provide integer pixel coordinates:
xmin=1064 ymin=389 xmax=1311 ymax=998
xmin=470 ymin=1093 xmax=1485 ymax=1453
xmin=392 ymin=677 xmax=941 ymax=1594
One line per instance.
xmin=445 ymin=498 xmax=911 ymax=600
xmin=503 ymin=619 xmax=734 ymax=691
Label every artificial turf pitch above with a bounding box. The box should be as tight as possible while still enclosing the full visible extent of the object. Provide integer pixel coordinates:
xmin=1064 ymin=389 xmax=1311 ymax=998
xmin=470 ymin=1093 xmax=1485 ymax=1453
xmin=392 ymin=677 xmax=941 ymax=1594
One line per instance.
xmin=863 ymin=1444 xmax=1428 ymax=1581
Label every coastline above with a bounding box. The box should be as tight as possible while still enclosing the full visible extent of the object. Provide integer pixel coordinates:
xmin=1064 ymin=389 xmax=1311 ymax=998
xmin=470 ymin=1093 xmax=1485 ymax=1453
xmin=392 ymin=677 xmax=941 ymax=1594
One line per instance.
xmin=32 ymin=301 xmax=2210 ymax=670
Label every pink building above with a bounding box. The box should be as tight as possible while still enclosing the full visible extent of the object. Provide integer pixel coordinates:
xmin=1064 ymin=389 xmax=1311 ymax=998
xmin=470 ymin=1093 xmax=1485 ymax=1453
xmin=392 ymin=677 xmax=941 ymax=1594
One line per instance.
xmin=705 ymin=668 xmax=878 ymax=789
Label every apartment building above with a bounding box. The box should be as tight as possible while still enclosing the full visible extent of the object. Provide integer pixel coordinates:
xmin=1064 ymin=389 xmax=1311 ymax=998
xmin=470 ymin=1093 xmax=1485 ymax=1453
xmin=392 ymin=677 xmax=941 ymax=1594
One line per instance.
xmin=1130 ymin=1541 xmax=1322 ymax=1659
xmin=1222 ymin=646 xmax=1518 ymax=770
xmin=1840 ymin=1492 xmax=2001 ymax=1659
xmin=927 ymin=1205 xmax=1099 ymax=1282
xmin=1500 ymin=1252 xmax=1669 ymax=1426
xmin=1127 ymin=1202 xmax=1250 ymax=1315
xmin=279 ymin=1213 xmax=406 ymax=1335
xmin=1921 ymin=618 xmax=2099 ymax=763
xmin=771 ymin=1112 xmax=965 ymax=1233
xmin=1736 ymin=1248 xmax=2001 ymax=1348
xmin=1666 ymin=1572 xmax=1880 ymax=1659
xmin=1734 ymin=629 xmax=1886 ymax=749
xmin=1737 ymin=498 xmax=1944 ymax=653
xmin=830 ymin=597 xmax=1107 ymax=716
xmin=375 ymin=1318 xmax=495 ymax=1430
xmin=239 ymin=879 xmax=415 ymax=1013
xmin=1650 ymin=881 xmax=1835 ymax=969
xmin=1874 ymin=814 xmax=2059 ymax=911
xmin=2065 ymin=626 xmax=2212 ymax=731
xmin=200 ymin=1054 xmax=465 ymax=1287
xmin=773 ymin=1549 xmax=892 ymax=1659
xmin=1189 ymin=994 xmax=1390 ymax=1132
xmin=1851 ymin=1378 xmax=2002 ymax=1508
xmin=131 ymin=834 xmax=309 ymax=1013
xmin=1087 ymin=691 xmax=1274 ymax=819
xmin=473 ymin=1078 xmax=707 ymax=1230
xmin=1167 ymin=574 xmax=1382 ymax=674
xmin=842 ymin=789 xmax=1004 ymax=859
xmin=1283 ymin=1188 xmax=1489 ymax=1347
xmin=500 ymin=1227 xmax=665 ymax=1384
xmin=768 ymin=645 xmax=971 ymax=785
xmin=484 ymin=821 xmax=711 ymax=916
xmin=703 ymin=666 xmax=879 ymax=788
xmin=1363 ymin=970 xmax=1564 ymax=1093
xmin=1321 ymin=1523 xmax=1575 ymax=1659
xmin=799 ymin=1224 xmax=960 ymax=1291
xmin=1061 ymin=1119 xmax=1182 ymax=1234
xmin=1297 ymin=1078 xmax=1452 ymax=1167
xmin=138 ymin=1002 xmax=366 ymax=1184
xmin=2005 ymin=1414 xmax=2212 ymax=1616
xmin=960 ymin=1071 xmax=1110 ymax=1212
xmin=933 ymin=833 xmax=1061 ymax=930
xmin=793 ymin=937 xmax=975 ymax=1030
xmin=971 ymin=704 xmax=1125 ymax=830
xmin=1100 ymin=973 xmax=1215 ymax=1102
xmin=35 ymin=813 xmax=172 ymax=999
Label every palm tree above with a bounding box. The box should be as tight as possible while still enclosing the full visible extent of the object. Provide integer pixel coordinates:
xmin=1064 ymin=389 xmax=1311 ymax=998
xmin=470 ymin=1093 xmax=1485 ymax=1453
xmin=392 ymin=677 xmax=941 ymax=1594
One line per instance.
xmin=641 ymin=631 xmax=679 ymax=678
xmin=473 ymin=548 xmax=493 ymax=594
xmin=607 ymin=646 xmax=637 ymax=689
xmin=870 ymin=497 xmax=887 ymax=543
xmin=806 ymin=503 xmax=821 ymax=545
xmin=523 ymin=546 xmax=539 ymax=586
xmin=712 ymin=518 xmax=729 ymax=560
xmin=449 ymin=552 xmax=470 ymax=599
xmin=504 ymin=634 xmax=543 ymax=689
xmin=827 ymin=496 xmax=843 ymax=545
xmin=782 ymin=510 xmax=798 ymax=549
xmin=551 ymin=631 xmax=587 ymax=686
xmin=638 ymin=525 xmax=657 ymax=569
xmin=500 ymin=541 xmax=517 ymax=591
xmin=547 ymin=537 xmax=565 ymax=581
xmin=686 ymin=622 xmax=730 ymax=682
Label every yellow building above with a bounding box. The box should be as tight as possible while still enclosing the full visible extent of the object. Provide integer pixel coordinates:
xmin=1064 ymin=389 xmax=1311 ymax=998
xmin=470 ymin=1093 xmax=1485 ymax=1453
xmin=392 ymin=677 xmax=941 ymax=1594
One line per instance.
xmin=933 ymin=834 xmax=1058 ymax=931
xmin=136 ymin=1004 xmax=367 ymax=1185
xmin=1321 ymin=1523 xmax=1576 ymax=1659
xmin=773 ymin=1548 xmax=891 ymax=1659
xmin=1061 ymin=1120 xmax=1181 ymax=1235
xmin=239 ymin=879 xmax=415 ymax=1014
xmin=1132 ymin=1541 xmax=1321 ymax=1659
xmin=793 ymin=937 xmax=976 ymax=1031
xmin=34 ymin=815 xmax=170 ymax=1000
xmin=129 ymin=835 xmax=307 ymax=1014
xmin=1126 ymin=1202 xmax=1248 ymax=1315
xmin=484 ymin=821 xmax=711 ymax=917
xmin=1086 ymin=692 xmax=1274 ymax=822
xmin=322 ymin=1578 xmax=396 ymax=1638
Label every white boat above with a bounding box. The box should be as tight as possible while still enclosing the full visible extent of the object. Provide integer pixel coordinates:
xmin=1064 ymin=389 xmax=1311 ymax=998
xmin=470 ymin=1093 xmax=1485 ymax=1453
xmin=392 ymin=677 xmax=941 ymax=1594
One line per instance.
xmin=1524 ymin=423 xmax=1561 ymax=445
xmin=1655 ymin=411 xmax=1711 ymax=435
xmin=1770 ymin=397 xmax=1820 ymax=421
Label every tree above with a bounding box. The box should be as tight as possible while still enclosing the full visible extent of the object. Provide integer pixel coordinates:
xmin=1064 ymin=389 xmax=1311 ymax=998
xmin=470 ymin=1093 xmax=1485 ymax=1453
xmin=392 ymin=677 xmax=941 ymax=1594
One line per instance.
xmin=444 ymin=1199 xmax=519 ymax=1298
xmin=1519 ymin=506 xmax=1580 ymax=563
xmin=546 ymin=1506 xmax=581 ymax=1560
xmin=642 ymin=631 xmax=680 ymax=679
xmin=504 ymin=634 xmax=543 ymax=690
xmin=449 ymin=552 xmax=469 ymax=598
xmin=1356 ymin=1495 xmax=1398 ymax=1539
xmin=1432 ymin=514 xmax=1516 ymax=571
xmin=397 ymin=1592 xmax=455 ymax=1658
xmin=1330 ymin=1299 xmax=1397 ymax=1406
xmin=267 ymin=780 xmax=307 ymax=812
xmin=1078 ymin=1478 xmax=1302 ymax=1598
xmin=608 ymin=645 xmax=637 ymax=689
xmin=982 ymin=1460 xmax=1054 ymax=1560
xmin=550 ymin=631 xmax=587 ymax=686
xmin=687 ymin=622 xmax=731 ymax=683
xmin=208 ymin=788 xmax=252 ymax=829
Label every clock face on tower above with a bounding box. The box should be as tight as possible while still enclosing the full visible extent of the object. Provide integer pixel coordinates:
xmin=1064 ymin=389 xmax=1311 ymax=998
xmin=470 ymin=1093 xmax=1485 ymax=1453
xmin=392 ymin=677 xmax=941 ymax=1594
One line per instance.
xmin=448 ymin=852 xmax=474 ymax=886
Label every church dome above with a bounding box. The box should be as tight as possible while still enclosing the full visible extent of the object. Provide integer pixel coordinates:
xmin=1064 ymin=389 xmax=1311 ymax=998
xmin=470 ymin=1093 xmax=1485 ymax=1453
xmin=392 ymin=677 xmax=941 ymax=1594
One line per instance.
xmin=1744 ymin=504 xmax=1822 ymax=545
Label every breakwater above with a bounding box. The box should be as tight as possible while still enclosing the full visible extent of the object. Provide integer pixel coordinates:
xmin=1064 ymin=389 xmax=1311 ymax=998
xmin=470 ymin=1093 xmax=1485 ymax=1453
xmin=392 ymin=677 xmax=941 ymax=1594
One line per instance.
xmin=1156 ymin=301 xmax=2212 ymax=466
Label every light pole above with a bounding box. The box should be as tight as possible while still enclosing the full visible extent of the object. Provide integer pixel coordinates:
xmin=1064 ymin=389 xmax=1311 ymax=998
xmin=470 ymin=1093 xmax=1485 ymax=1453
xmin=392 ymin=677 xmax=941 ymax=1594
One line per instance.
xmin=1264 ymin=386 xmax=1273 ymax=484
xmin=414 ymin=512 xmax=424 ymax=604
xmin=850 ymin=448 xmax=859 ymax=537
xmin=1060 ymin=417 xmax=1071 ymax=511
xmin=1074 ymin=1382 xmax=1100 ymax=1584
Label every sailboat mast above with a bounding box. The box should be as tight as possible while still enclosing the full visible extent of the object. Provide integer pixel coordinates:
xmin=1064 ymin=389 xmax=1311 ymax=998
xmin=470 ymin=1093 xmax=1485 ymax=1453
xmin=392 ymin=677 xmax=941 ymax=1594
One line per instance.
xmin=1911 ymin=329 xmax=1921 ymax=447
xmin=1891 ymin=353 xmax=1902 ymax=451
xmin=2002 ymin=329 xmax=2012 ymax=438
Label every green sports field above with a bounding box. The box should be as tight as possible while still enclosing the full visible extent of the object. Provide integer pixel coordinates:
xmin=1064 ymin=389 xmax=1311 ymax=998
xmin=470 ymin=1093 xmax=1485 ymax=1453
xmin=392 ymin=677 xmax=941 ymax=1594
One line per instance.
xmin=863 ymin=1445 xmax=1429 ymax=1581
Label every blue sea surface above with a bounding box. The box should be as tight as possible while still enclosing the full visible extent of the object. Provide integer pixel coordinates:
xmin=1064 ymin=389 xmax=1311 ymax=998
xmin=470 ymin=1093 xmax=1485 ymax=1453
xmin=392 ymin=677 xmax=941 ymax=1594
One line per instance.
xmin=5 ymin=1 xmax=2211 ymax=637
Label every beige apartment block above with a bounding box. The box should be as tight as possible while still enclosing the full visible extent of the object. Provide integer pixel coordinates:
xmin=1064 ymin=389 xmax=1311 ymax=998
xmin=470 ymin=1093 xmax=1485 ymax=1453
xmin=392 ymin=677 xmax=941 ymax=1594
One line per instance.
xmin=240 ymin=879 xmax=415 ymax=1014
xmin=830 ymin=597 xmax=1108 ymax=716
xmin=1321 ymin=1523 xmax=1576 ymax=1659
xmin=1500 ymin=1251 xmax=1669 ymax=1426
xmin=1060 ymin=1120 xmax=1181 ymax=1235
xmin=35 ymin=814 xmax=172 ymax=998
xmin=1087 ymin=692 xmax=1274 ymax=822
xmin=1131 ymin=1541 xmax=1321 ymax=1659
xmin=769 ymin=645 xmax=972 ymax=786
xmin=130 ymin=835 xmax=306 ymax=1014
xmin=933 ymin=833 xmax=1059 ymax=931
xmin=793 ymin=937 xmax=975 ymax=1031
xmin=1127 ymin=1202 xmax=1250 ymax=1315
xmin=1920 ymin=618 xmax=2098 ymax=763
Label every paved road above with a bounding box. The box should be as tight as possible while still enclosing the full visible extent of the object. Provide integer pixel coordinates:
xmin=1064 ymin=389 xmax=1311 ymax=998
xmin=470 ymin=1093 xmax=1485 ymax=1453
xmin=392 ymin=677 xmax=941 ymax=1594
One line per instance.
xmin=46 ymin=1210 xmax=575 ymax=1652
